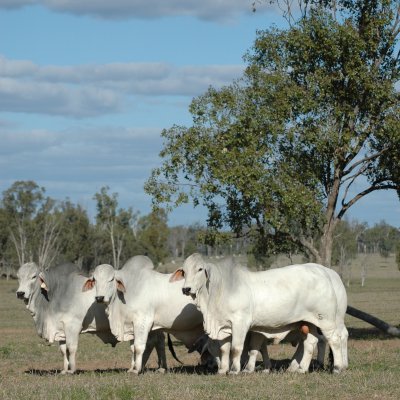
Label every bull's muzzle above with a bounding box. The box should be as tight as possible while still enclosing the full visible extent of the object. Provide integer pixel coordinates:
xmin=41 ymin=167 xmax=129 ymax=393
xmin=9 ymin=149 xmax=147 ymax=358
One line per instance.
xmin=182 ymin=287 xmax=191 ymax=296
xmin=95 ymin=296 xmax=105 ymax=303
xmin=16 ymin=291 xmax=25 ymax=299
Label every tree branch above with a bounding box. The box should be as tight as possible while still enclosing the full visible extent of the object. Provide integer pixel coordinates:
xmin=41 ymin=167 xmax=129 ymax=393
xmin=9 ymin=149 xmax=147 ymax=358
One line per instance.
xmin=347 ymin=305 xmax=400 ymax=337
xmin=342 ymin=148 xmax=388 ymax=178
xmin=295 ymin=234 xmax=322 ymax=264
xmin=338 ymin=183 xmax=399 ymax=220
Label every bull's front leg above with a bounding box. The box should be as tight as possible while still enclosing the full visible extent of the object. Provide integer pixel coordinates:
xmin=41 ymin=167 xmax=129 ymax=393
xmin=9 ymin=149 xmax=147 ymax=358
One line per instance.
xmin=58 ymin=341 xmax=69 ymax=374
xmin=229 ymin=325 xmax=248 ymax=374
xmin=128 ymin=339 xmax=136 ymax=373
xmin=217 ymin=338 xmax=231 ymax=375
xmin=64 ymin=328 xmax=80 ymax=374
xmin=129 ymin=318 xmax=152 ymax=374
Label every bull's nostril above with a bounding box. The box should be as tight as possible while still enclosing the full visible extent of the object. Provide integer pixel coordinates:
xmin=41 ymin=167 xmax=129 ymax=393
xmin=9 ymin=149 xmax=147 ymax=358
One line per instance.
xmin=95 ymin=296 xmax=105 ymax=303
xmin=16 ymin=291 xmax=25 ymax=299
xmin=182 ymin=287 xmax=191 ymax=295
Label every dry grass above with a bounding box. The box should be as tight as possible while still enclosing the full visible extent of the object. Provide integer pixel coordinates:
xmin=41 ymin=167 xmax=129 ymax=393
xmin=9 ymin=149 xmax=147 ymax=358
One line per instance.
xmin=1 ymin=254 xmax=399 ymax=400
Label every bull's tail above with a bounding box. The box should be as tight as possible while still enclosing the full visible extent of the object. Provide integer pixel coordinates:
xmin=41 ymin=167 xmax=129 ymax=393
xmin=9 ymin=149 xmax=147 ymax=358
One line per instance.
xmin=167 ymin=333 xmax=183 ymax=364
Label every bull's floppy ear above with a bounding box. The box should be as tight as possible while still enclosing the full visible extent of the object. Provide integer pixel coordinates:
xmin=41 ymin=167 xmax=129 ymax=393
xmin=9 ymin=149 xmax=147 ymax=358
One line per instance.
xmin=169 ymin=269 xmax=184 ymax=282
xmin=116 ymin=278 xmax=126 ymax=293
xmin=82 ymin=278 xmax=95 ymax=292
xmin=38 ymin=272 xmax=48 ymax=292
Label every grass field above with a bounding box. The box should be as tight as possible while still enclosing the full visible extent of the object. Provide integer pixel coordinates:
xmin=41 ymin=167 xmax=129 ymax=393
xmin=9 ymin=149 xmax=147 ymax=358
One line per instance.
xmin=0 ymin=254 xmax=399 ymax=400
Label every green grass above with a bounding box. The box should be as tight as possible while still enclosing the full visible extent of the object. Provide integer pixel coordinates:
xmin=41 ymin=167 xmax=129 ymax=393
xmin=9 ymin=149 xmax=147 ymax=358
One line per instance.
xmin=1 ymin=254 xmax=399 ymax=399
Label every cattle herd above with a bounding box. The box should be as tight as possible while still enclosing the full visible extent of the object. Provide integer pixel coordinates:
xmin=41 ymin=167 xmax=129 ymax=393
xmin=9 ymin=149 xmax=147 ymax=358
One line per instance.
xmin=16 ymin=254 xmax=349 ymax=375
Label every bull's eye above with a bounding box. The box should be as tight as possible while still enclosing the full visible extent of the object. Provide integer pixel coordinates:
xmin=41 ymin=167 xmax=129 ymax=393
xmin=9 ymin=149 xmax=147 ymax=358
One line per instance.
xmin=198 ymin=268 xmax=203 ymax=272
xmin=31 ymin=275 xmax=37 ymax=279
xmin=109 ymin=277 xmax=114 ymax=282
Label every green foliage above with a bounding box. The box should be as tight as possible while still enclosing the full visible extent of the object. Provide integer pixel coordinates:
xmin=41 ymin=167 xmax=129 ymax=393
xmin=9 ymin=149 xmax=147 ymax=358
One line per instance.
xmin=146 ymin=1 xmax=400 ymax=265
xmin=332 ymin=220 xmax=363 ymax=266
xmin=396 ymin=242 xmax=400 ymax=270
xmin=137 ymin=208 xmax=169 ymax=265
xmin=360 ymin=221 xmax=400 ymax=256
xmin=56 ymin=200 xmax=93 ymax=269
xmin=2 ymin=180 xmax=46 ymax=218
xmin=93 ymin=186 xmax=140 ymax=268
xmin=1 ymin=181 xmax=56 ymax=268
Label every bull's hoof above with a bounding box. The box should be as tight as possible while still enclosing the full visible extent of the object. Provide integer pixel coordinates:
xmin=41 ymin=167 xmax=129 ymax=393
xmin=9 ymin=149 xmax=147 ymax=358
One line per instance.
xmin=228 ymin=370 xmax=240 ymax=375
xmin=261 ymin=369 xmax=271 ymax=374
xmin=127 ymin=368 xmax=139 ymax=375
xmin=60 ymin=370 xmax=74 ymax=375
xmin=242 ymin=368 xmax=254 ymax=374
xmin=287 ymin=361 xmax=300 ymax=373
xmin=217 ymin=369 xmax=228 ymax=375
xmin=156 ymin=368 xmax=166 ymax=374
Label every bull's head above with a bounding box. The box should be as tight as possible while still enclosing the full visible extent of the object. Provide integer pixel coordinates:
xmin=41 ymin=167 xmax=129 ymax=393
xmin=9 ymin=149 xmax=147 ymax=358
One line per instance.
xmin=16 ymin=262 xmax=40 ymax=304
xmin=170 ymin=253 xmax=210 ymax=299
xmin=82 ymin=264 xmax=125 ymax=304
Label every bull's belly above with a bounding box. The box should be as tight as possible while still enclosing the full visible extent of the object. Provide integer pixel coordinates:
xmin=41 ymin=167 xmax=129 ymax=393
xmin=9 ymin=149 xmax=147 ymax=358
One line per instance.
xmin=251 ymin=309 xmax=314 ymax=330
xmin=153 ymin=311 xmax=202 ymax=332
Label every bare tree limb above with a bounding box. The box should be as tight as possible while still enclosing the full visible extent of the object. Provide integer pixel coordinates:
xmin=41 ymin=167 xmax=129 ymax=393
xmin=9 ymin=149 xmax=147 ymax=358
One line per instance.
xmin=342 ymin=148 xmax=388 ymax=178
xmin=347 ymin=305 xmax=400 ymax=337
xmin=338 ymin=183 xmax=399 ymax=220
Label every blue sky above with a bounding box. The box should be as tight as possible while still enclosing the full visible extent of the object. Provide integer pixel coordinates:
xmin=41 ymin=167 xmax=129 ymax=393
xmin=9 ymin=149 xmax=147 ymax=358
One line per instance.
xmin=0 ymin=1 xmax=399 ymax=227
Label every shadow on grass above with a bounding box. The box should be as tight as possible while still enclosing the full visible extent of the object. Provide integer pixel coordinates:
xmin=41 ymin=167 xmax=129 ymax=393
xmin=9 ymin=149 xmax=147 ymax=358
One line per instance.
xmin=25 ymin=359 xmax=327 ymax=376
xmin=166 ymin=358 xmax=326 ymax=374
xmin=25 ymin=368 xmax=128 ymax=376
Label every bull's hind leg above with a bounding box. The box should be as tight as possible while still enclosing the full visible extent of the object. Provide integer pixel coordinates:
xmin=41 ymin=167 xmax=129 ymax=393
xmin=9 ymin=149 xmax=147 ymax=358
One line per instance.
xmin=144 ymin=331 xmax=167 ymax=373
xmin=288 ymin=325 xmax=324 ymax=373
xmin=339 ymin=325 xmax=349 ymax=370
xmin=292 ymin=330 xmax=319 ymax=373
xmin=319 ymin=324 xmax=348 ymax=373
xmin=243 ymin=332 xmax=271 ymax=373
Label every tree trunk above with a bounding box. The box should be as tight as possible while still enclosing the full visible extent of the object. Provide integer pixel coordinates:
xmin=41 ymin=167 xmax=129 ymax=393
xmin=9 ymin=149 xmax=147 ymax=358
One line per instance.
xmin=320 ymin=170 xmax=342 ymax=267
xmin=346 ymin=305 xmax=400 ymax=337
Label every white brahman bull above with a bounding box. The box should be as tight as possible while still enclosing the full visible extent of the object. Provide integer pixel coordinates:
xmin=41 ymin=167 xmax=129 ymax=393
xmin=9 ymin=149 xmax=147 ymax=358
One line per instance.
xmin=82 ymin=255 xmax=207 ymax=374
xmin=171 ymin=253 xmax=348 ymax=374
xmin=16 ymin=261 xmax=166 ymax=374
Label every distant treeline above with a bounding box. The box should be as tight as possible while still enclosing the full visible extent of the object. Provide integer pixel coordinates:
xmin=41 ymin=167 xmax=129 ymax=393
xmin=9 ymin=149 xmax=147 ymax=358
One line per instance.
xmin=0 ymin=181 xmax=399 ymax=277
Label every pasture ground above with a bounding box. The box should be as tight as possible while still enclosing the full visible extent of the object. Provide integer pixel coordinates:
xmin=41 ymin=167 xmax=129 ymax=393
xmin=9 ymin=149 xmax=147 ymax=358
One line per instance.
xmin=0 ymin=254 xmax=399 ymax=400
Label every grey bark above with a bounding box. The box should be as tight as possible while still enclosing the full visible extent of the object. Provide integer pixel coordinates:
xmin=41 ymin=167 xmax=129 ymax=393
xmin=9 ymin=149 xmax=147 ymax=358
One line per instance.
xmin=347 ymin=305 xmax=400 ymax=337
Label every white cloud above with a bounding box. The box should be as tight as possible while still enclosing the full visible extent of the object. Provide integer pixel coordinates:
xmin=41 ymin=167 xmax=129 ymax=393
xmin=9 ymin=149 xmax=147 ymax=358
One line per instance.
xmin=0 ymin=124 xmax=166 ymax=217
xmin=0 ymin=0 xmax=268 ymax=22
xmin=0 ymin=0 xmax=35 ymax=9
xmin=0 ymin=77 xmax=121 ymax=117
xmin=0 ymin=56 xmax=244 ymax=117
